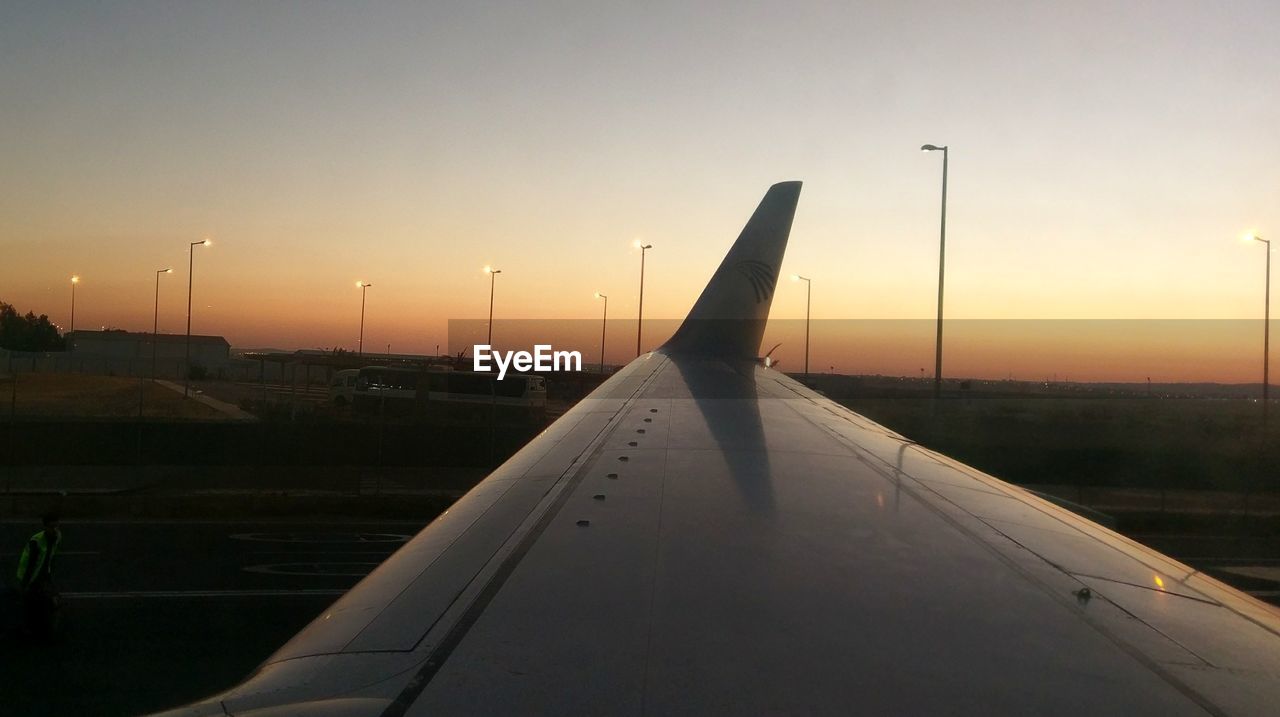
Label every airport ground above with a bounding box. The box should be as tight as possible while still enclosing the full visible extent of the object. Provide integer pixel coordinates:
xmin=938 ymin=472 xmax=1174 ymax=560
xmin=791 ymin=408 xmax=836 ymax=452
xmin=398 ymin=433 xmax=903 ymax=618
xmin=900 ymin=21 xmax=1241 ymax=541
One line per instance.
xmin=1 ymin=509 xmax=1276 ymax=717
xmin=0 ymin=519 xmax=424 ymax=716
xmin=1 ymin=372 xmax=1278 ymax=714
xmin=822 ymin=375 xmax=1279 ymax=494
xmin=1 ymin=373 xmax=225 ymax=420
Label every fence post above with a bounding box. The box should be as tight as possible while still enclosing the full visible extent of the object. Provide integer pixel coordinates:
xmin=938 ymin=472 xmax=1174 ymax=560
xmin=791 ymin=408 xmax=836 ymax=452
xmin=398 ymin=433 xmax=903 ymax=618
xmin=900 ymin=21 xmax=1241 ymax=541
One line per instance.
xmin=6 ymin=352 xmax=15 ymax=490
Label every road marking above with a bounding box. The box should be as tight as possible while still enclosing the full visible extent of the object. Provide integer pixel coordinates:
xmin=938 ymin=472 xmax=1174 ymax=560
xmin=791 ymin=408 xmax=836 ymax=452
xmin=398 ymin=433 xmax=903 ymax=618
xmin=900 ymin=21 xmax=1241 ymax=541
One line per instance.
xmin=0 ymin=550 xmax=99 ymax=557
xmin=0 ymin=519 xmax=427 ymax=525
xmin=243 ymin=562 xmax=378 ymax=577
xmin=250 ymin=550 xmax=396 ymax=556
xmin=230 ymin=532 xmax=411 ymax=544
xmin=62 ymin=589 xmax=347 ymax=599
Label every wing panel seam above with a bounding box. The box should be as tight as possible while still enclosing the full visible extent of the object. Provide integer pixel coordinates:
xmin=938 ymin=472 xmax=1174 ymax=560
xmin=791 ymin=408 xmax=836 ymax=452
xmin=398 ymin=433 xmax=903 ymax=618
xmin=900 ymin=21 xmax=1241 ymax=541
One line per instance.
xmin=378 ymin=358 xmax=670 ymax=717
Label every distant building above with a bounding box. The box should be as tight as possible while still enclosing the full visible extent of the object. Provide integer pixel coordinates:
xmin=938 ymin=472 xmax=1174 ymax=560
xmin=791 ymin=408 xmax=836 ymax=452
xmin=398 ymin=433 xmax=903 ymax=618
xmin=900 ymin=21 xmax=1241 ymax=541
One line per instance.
xmin=66 ymin=330 xmax=231 ymax=377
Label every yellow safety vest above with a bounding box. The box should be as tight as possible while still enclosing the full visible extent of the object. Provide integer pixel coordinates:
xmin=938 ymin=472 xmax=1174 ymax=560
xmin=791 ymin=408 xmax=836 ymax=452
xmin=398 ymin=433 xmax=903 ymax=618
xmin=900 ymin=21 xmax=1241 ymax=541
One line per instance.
xmin=15 ymin=529 xmax=60 ymax=590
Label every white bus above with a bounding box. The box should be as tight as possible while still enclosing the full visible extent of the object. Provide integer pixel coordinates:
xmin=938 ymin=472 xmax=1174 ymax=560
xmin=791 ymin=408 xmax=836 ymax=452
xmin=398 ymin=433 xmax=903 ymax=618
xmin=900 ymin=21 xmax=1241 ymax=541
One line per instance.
xmin=328 ymin=369 xmax=360 ymax=407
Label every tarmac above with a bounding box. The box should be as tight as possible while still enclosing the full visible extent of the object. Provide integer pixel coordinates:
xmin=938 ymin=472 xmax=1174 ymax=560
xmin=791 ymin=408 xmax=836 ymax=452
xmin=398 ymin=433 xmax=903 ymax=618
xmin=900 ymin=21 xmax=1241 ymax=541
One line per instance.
xmin=0 ymin=508 xmax=1276 ymax=716
xmin=0 ymin=518 xmax=426 ymax=716
xmin=0 ymin=465 xmax=480 ymax=520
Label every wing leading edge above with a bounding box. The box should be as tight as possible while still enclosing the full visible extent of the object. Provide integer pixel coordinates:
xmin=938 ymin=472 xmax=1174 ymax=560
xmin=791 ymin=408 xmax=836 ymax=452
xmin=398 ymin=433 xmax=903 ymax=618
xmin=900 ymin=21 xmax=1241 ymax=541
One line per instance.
xmin=159 ymin=184 xmax=1280 ymax=717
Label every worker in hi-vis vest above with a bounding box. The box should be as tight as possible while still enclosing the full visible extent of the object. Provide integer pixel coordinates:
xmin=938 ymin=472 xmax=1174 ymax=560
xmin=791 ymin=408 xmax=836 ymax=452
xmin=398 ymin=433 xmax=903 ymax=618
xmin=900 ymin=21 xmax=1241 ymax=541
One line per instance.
xmin=15 ymin=512 xmax=62 ymax=637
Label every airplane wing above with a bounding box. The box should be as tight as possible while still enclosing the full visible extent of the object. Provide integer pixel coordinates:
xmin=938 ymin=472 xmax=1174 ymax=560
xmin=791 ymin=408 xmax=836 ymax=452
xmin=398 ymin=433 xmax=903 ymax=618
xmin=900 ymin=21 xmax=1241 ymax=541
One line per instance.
xmin=161 ymin=182 xmax=1280 ymax=716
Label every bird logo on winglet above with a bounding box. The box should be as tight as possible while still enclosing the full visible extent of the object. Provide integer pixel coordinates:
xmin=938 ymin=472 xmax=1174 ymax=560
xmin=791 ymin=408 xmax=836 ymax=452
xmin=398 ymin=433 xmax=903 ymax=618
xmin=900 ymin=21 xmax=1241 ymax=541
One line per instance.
xmin=735 ymin=260 xmax=777 ymax=303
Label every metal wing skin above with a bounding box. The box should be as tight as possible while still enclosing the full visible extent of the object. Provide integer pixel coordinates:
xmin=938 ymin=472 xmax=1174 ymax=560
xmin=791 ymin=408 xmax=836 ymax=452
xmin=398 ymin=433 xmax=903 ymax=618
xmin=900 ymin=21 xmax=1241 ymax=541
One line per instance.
xmin=160 ymin=182 xmax=1280 ymax=716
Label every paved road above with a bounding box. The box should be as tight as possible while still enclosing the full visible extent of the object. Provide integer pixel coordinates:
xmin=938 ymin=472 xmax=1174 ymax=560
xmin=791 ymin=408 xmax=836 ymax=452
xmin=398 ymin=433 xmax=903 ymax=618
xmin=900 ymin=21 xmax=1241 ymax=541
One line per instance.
xmin=0 ymin=519 xmax=425 ymax=716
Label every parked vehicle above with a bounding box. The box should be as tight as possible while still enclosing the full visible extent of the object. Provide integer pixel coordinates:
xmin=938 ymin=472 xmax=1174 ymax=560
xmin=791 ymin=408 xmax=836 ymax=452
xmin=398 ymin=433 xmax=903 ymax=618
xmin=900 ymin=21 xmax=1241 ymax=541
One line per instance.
xmin=328 ymin=368 xmax=360 ymax=407
xmin=353 ymin=367 xmax=546 ymax=421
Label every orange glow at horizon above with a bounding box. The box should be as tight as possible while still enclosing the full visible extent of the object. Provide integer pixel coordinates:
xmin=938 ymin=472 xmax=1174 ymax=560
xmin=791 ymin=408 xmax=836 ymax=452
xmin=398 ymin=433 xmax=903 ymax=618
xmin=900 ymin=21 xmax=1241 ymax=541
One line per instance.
xmin=2 ymin=4 xmax=1277 ymax=385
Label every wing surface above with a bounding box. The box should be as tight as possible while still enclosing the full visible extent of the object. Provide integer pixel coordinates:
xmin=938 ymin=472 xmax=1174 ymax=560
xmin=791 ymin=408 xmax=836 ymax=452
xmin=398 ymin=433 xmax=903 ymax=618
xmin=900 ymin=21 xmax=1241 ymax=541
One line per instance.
xmin=160 ymin=183 xmax=1279 ymax=716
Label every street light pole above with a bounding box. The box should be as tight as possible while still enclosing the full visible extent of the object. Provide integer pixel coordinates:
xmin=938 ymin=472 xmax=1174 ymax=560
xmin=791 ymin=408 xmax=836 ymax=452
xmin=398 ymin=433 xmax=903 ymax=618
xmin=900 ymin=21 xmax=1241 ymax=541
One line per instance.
xmin=184 ymin=239 xmax=210 ymax=398
xmin=792 ymin=275 xmax=811 ymax=380
xmin=635 ymin=243 xmax=652 ymax=357
xmin=922 ymin=144 xmax=949 ymax=399
xmin=153 ymin=268 xmax=172 ymax=380
xmin=356 ymin=281 xmax=372 ymax=356
xmin=1247 ymin=235 xmax=1271 ymax=420
xmin=484 ymin=266 xmax=501 ymax=346
xmin=69 ymin=276 xmax=79 ymax=334
xmin=595 ymin=292 xmax=608 ymax=374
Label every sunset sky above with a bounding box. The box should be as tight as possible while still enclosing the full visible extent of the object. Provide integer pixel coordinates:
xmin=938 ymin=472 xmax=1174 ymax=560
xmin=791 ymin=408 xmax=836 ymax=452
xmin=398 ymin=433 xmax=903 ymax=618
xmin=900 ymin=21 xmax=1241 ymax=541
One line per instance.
xmin=2 ymin=2 xmax=1277 ymax=381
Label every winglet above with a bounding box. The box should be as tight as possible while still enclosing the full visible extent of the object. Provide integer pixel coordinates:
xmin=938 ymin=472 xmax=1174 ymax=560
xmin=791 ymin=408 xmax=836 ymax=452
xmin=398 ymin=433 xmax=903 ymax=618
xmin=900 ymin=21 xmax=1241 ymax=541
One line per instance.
xmin=661 ymin=181 xmax=802 ymax=359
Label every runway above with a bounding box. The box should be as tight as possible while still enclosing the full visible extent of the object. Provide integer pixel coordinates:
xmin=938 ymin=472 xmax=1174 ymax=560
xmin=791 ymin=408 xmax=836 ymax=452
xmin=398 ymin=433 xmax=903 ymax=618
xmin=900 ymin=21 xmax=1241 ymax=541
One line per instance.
xmin=0 ymin=519 xmax=424 ymax=716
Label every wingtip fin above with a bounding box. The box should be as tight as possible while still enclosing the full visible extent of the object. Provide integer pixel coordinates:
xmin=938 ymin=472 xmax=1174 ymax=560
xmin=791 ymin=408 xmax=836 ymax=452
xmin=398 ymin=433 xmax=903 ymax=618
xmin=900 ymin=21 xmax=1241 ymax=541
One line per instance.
xmin=661 ymin=181 xmax=802 ymax=359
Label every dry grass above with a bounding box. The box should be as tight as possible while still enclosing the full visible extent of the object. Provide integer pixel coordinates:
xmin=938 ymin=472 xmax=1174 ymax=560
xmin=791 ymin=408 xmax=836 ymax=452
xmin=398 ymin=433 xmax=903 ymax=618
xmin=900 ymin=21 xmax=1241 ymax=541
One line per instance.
xmin=0 ymin=373 xmax=225 ymax=419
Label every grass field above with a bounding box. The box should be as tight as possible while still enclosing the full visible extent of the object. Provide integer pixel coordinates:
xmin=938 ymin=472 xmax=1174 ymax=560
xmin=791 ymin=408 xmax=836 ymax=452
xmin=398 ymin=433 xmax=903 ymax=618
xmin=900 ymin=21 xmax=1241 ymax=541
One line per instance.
xmin=3 ymin=371 xmax=1276 ymax=495
xmin=0 ymin=373 xmax=225 ymax=420
xmin=818 ymin=379 xmax=1279 ymax=493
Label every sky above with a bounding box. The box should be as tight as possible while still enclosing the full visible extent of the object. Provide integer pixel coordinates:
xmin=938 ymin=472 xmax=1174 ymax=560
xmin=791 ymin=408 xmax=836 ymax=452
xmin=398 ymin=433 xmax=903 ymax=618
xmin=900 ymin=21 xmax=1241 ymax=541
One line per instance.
xmin=2 ymin=1 xmax=1277 ymax=381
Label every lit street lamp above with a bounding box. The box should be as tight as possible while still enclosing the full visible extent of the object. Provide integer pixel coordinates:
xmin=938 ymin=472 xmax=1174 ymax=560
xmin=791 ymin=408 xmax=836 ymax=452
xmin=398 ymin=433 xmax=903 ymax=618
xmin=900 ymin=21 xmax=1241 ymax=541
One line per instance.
xmin=184 ymin=239 xmax=211 ymax=398
xmin=153 ymin=268 xmax=172 ymax=379
xmin=484 ymin=266 xmax=501 ymax=346
xmin=69 ymin=275 xmax=80 ymax=333
xmin=634 ymin=241 xmax=652 ymax=357
xmin=921 ymin=143 xmax=949 ymax=399
xmin=356 ymin=281 xmax=372 ymax=356
xmin=791 ymin=274 xmax=811 ymax=380
xmin=1244 ymin=234 xmax=1271 ymax=417
xmin=595 ymin=292 xmax=608 ymax=374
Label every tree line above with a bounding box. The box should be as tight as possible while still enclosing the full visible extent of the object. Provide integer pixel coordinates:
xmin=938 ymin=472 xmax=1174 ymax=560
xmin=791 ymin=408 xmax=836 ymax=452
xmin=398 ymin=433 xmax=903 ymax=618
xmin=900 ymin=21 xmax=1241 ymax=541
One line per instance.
xmin=0 ymin=301 xmax=66 ymax=351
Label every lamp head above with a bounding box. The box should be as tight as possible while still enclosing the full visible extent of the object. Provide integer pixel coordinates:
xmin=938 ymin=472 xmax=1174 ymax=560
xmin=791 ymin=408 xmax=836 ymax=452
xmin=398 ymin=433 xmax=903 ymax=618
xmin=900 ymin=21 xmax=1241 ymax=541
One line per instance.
xmin=71 ymin=275 xmax=79 ymax=284
xmin=163 ymin=268 xmax=173 ymax=274
xmin=921 ymin=144 xmax=944 ymax=152
xmin=595 ymin=291 xmax=606 ymax=299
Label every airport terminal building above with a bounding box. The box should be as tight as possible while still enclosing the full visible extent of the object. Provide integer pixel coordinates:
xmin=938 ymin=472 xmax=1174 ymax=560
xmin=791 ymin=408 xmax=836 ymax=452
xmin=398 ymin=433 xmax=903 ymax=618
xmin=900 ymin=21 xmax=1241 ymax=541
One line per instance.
xmin=68 ymin=330 xmax=229 ymax=361
xmin=62 ymin=330 xmax=232 ymax=378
